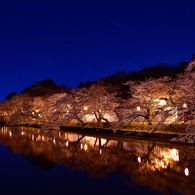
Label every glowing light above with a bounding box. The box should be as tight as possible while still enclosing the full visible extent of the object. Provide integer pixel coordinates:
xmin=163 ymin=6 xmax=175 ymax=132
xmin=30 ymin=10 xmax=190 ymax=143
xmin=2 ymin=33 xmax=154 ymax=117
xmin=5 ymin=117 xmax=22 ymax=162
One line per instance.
xmin=84 ymin=144 xmax=88 ymax=150
xmin=66 ymin=141 xmax=69 ymax=147
xmin=80 ymin=143 xmax=83 ymax=149
xmin=162 ymin=162 xmax=165 ymax=168
xmin=42 ymin=136 xmax=44 ymax=141
xmin=183 ymin=103 xmax=187 ymax=108
xmin=137 ymin=106 xmax=141 ymax=111
xmin=32 ymin=112 xmax=35 ymax=114
xmin=138 ymin=156 xmax=141 ymax=163
xmin=9 ymin=131 xmax=12 ymax=137
xmin=100 ymin=149 xmax=102 ymax=154
xmin=184 ymin=168 xmax=189 ymax=176
xmin=53 ymin=139 xmax=56 ymax=144
xmin=83 ymin=106 xmax=88 ymax=111
xmin=32 ymin=135 xmax=34 ymax=140
xmin=170 ymin=149 xmax=179 ymax=161
xmin=159 ymin=100 xmax=166 ymax=106
xmin=21 ymin=131 xmax=24 ymax=135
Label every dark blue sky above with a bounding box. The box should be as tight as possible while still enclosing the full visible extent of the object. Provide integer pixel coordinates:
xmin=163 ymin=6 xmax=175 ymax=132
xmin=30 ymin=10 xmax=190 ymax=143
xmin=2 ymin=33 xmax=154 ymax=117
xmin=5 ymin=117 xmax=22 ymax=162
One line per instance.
xmin=0 ymin=0 xmax=195 ymax=101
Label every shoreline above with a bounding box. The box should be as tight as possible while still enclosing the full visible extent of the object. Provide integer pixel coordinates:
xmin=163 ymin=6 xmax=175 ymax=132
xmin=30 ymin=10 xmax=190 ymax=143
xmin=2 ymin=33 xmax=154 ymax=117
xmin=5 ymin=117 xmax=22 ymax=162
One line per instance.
xmin=1 ymin=123 xmax=194 ymax=145
xmin=60 ymin=126 xmax=195 ymax=145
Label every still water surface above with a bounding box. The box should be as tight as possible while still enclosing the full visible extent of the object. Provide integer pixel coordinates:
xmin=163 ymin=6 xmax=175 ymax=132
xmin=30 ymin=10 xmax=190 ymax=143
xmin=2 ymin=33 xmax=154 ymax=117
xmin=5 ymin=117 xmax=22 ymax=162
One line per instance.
xmin=0 ymin=126 xmax=194 ymax=195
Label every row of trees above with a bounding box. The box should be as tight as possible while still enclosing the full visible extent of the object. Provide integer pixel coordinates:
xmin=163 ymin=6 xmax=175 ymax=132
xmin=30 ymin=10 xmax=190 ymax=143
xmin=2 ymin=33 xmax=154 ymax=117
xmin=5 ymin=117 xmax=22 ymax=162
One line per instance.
xmin=1 ymin=60 xmax=195 ymax=133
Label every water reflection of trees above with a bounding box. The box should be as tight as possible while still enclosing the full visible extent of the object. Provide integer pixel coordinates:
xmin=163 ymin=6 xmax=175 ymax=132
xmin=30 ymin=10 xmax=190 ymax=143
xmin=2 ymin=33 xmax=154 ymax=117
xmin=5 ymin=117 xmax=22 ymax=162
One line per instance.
xmin=0 ymin=126 xmax=194 ymax=195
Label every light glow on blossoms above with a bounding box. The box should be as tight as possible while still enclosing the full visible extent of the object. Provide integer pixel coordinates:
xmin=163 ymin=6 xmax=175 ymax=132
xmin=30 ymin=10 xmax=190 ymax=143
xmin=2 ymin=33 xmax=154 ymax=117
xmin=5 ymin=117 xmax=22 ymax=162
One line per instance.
xmin=83 ymin=106 xmax=88 ymax=111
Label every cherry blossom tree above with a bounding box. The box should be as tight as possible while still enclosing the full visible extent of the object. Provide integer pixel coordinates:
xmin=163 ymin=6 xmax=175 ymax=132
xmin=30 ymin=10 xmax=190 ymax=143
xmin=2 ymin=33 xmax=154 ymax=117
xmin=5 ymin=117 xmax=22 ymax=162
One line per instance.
xmin=53 ymin=88 xmax=87 ymax=126
xmin=7 ymin=93 xmax=67 ymax=126
xmin=78 ymin=81 xmax=119 ymax=128
xmin=174 ymin=60 xmax=195 ymax=134
xmin=124 ymin=77 xmax=177 ymax=133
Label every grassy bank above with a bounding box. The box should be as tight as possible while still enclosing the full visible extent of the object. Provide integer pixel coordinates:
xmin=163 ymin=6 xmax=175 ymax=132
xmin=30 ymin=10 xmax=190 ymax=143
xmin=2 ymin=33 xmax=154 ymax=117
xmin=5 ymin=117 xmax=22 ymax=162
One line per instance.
xmin=65 ymin=121 xmax=189 ymax=135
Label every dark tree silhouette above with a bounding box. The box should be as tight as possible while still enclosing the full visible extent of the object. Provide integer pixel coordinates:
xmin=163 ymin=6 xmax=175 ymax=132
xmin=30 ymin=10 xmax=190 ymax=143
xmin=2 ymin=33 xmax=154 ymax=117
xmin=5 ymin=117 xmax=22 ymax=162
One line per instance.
xmin=77 ymin=81 xmax=85 ymax=89
xmin=6 ymin=92 xmax=17 ymax=100
xmin=21 ymin=79 xmax=62 ymax=97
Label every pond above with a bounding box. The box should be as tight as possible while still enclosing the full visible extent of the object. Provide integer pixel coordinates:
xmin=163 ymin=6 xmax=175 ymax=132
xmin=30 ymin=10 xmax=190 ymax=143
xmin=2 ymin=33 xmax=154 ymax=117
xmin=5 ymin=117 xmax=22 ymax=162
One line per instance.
xmin=0 ymin=126 xmax=194 ymax=195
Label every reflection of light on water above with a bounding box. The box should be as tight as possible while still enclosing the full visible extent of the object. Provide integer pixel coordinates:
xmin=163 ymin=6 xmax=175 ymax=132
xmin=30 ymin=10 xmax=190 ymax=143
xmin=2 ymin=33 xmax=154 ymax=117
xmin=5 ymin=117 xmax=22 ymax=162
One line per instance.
xmin=84 ymin=136 xmax=107 ymax=146
xmin=184 ymin=168 xmax=189 ymax=176
xmin=80 ymin=143 xmax=83 ymax=149
xmin=32 ymin=135 xmax=34 ymax=141
xmin=9 ymin=131 xmax=12 ymax=137
xmin=138 ymin=156 xmax=141 ymax=163
xmin=152 ymin=147 xmax=179 ymax=169
xmin=100 ymin=149 xmax=102 ymax=154
xmin=99 ymin=138 xmax=107 ymax=146
xmin=42 ymin=136 xmax=44 ymax=141
xmin=68 ymin=134 xmax=78 ymax=142
xmin=66 ymin=141 xmax=69 ymax=147
xmin=162 ymin=162 xmax=165 ymax=168
xmin=155 ymin=147 xmax=179 ymax=162
xmin=53 ymin=139 xmax=56 ymax=144
xmin=169 ymin=149 xmax=179 ymax=161
xmin=84 ymin=144 xmax=88 ymax=151
xmin=21 ymin=131 xmax=24 ymax=135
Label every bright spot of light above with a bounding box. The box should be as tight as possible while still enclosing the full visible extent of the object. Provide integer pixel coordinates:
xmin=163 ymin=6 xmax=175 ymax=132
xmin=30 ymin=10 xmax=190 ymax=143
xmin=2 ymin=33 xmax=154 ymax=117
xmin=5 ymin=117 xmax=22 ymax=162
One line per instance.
xmin=183 ymin=103 xmax=187 ymax=108
xmin=100 ymin=149 xmax=102 ymax=154
xmin=159 ymin=100 xmax=166 ymax=106
xmin=84 ymin=144 xmax=88 ymax=150
xmin=84 ymin=106 xmax=88 ymax=111
xmin=66 ymin=141 xmax=69 ymax=147
xmin=184 ymin=168 xmax=189 ymax=176
xmin=80 ymin=143 xmax=83 ymax=149
xmin=138 ymin=156 xmax=141 ymax=163
xmin=162 ymin=162 xmax=165 ymax=168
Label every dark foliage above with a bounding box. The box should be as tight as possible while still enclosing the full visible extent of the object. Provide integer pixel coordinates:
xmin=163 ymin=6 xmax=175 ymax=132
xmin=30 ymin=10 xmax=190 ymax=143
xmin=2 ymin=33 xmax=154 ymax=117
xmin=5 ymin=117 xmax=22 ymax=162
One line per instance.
xmin=21 ymin=79 xmax=63 ymax=97
xmin=6 ymin=92 xmax=17 ymax=100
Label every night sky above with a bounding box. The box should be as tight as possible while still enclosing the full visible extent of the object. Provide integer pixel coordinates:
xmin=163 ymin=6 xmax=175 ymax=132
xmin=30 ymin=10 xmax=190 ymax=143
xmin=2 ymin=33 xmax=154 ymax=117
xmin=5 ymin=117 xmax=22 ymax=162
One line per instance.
xmin=1 ymin=0 xmax=195 ymax=101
